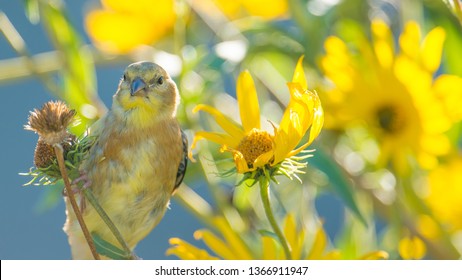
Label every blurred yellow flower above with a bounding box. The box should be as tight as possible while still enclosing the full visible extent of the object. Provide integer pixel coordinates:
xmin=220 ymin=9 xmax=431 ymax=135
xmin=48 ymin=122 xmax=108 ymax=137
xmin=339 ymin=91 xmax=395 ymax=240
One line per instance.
xmin=191 ymin=57 xmax=323 ymax=176
xmin=398 ymin=236 xmax=426 ymax=260
xmin=167 ymin=214 xmax=388 ymax=260
xmin=197 ymin=0 xmax=288 ymax=20
xmin=320 ymin=20 xmax=462 ymax=173
xmin=425 ymin=157 xmax=462 ymax=233
xmin=85 ymin=0 xmax=176 ymax=53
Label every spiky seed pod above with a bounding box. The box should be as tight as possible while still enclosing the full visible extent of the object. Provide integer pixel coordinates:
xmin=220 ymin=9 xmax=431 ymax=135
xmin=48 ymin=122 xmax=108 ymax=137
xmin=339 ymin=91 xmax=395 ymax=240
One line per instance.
xmin=34 ymin=134 xmax=77 ymax=168
xmin=25 ymin=101 xmax=76 ymax=145
xmin=34 ymin=140 xmax=55 ymax=168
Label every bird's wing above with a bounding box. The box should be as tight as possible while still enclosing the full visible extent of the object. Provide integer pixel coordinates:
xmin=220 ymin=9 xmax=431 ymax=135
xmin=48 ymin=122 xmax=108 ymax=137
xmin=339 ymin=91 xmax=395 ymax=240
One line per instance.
xmin=173 ymin=129 xmax=188 ymax=191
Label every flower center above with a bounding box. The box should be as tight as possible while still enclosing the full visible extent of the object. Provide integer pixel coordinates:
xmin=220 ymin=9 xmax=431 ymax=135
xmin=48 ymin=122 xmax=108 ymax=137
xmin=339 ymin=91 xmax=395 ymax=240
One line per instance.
xmin=237 ymin=128 xmax=273 ymax=166
xmin=376 ymin=105 xmax=405 ymax=134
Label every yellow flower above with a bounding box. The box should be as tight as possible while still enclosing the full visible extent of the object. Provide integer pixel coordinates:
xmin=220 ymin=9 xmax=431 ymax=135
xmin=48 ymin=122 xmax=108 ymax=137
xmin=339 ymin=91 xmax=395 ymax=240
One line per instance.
xmin=191 ymin=57 xmax=323 ymax=176
xmin=320 ymin=20 xmax=461 ymax=173
xmin=425 ymin=157 xmax=462 ymax=233
xmin=399 ymin=236 xmax=426 ymax=260
xmin=199 ymin=0 xmax=288 ymax=20
xmin=167 ymin=214 xmax=388 ymax=260
xmin=85 ymin=0 xmax=176 ymax=54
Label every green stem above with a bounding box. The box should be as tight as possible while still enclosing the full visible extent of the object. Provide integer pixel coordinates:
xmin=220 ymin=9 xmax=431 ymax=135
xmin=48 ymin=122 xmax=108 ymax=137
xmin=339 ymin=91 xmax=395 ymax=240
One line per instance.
xmin=81 ymin=188 xmax=137 ymax=260
xmin=259 ymin=176 xmax=292 ymax=259
xmin=54 ymin=144 xmax=100 ymax=260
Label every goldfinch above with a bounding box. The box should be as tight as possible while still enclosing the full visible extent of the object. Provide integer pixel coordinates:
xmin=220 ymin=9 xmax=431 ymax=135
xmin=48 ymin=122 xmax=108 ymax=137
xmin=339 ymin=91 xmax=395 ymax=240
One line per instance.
xmin=63 ymin=61 xmax=187 ymax=259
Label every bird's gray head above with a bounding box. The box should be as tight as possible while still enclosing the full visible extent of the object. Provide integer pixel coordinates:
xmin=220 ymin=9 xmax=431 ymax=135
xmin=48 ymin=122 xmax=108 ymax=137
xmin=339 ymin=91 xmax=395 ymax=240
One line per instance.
xmin=113 ymin=61 xmax=180 ymax=124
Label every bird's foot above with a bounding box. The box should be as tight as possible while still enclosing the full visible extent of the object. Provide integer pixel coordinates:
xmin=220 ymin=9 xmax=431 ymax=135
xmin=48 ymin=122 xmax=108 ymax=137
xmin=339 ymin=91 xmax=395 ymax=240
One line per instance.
xmin=72 ymin=172 xmax=92 ymax=190
xmin=63 ymin=172 xmax=92 ymax=211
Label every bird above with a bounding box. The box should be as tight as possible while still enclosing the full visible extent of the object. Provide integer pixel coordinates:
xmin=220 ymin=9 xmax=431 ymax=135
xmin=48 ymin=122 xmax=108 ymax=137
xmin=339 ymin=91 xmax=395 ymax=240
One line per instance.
xmin=63 ymin=61 xmax=188 ymax=259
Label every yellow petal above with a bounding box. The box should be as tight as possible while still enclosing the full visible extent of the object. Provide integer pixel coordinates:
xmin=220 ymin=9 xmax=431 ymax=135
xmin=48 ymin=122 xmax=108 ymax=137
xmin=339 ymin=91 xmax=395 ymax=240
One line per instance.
xmin=242 ymin=0 xmax=288 ymax=19
xmin=322 ymin=250 xmax=341 ymax=260
xmin=433 ymin=74 xmax=462 ymax=121
xmin=261 ymin=236 xmax=279 ymax=260
xmin=306 ymin=94 xmax=324 ymax=146
xmin=253 ymin=150 xmax=274 ymax=169
xmin=237 ymin=70 xmax=261 ymax=132
xmin=399 ymin=21 xmax=421 ymax=60
xmin=273 ymin=83 xmax=312 ymax=163
xmin=306 ymin=226 xmax=327 ymax=260
xmin=194 ymin=230 xmax=237 ymax=260
xmin=278 ymin=84 xmax=324 ymax=160
xmin=213 ymin=216 xmax=254 ymax=259
xmin=227 ymin=149 xmax=251 ymax=173
xmin=398 ymin=236 xmax=426 ymax=260
xmin=85 ymin=11 xmax=157 ymax=53
xmin=102 ymin=0 xmax=175 ymax=24
xmin=283 ymin=214 xmax=297 ymax=259
xmin=371 ymin=19 xmax=394 ymax=69
xmin=191 ymin=131 xmax=240 ymax=151
xmin=292 ymin=56 xmax=307 ymax=89
xmin=166 ymin=238 xmax=218 ymax=260
xmin=422 ymin=26 xmax=445 ymax=73
xmin=359 ymin=251 xmax=389 ymax=260
xmin=193 ymin=104 xmax=245 ymax=139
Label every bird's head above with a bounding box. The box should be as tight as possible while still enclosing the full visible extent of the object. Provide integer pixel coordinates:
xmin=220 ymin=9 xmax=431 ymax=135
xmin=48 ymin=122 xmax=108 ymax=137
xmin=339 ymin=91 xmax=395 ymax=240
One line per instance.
xmin=113 ymin=61 xmax=179 ymax=126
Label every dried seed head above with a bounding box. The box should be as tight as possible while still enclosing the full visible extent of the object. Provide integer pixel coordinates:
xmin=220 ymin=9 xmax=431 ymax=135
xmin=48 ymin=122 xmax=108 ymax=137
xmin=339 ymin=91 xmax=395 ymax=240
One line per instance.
xmin=34 ymin=134 xmax=76 ymax=168
xmin=34 ymin=140 xmax=55 ymax=168
xmin=25 ymin=101 xmax=76 ymax=145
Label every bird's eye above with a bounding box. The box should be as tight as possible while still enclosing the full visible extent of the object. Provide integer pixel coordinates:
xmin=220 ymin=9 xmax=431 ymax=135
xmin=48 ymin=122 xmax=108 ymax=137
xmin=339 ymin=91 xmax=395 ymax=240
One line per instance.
xmin=157 ymin=76 xmax=164 ymax=85
xmin=123 ymin=74 xmax=128 ymax=81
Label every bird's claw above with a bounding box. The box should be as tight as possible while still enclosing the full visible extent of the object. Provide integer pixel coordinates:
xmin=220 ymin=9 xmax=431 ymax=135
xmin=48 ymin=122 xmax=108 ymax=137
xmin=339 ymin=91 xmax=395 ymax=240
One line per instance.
xmin=72 ymin=173 xmax=92 ymax=190
xmin=62 ymin=172 xmax=92 ymax=211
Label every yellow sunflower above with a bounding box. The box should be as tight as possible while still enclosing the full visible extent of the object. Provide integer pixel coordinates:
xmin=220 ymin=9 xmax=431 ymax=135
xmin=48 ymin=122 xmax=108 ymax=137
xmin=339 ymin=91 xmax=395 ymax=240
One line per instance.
xmin=196 ymin=0 xmax=288 ymax=20
xmin=320 ymin=20 xmax=462 ymax=173
xmin=191 ymin=56 xmax=323 ymax=177
xmin=167 ymin=214 xmax=388 ymax=260
xmin=85 ymin=0 xmax=176 ymax=54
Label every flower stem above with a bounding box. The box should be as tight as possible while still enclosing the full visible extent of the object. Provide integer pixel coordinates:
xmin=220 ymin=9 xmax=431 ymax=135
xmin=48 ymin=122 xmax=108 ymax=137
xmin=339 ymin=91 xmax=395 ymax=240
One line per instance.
xmin=53 ymin=144 xmax=100 ymax=260
xmin=259 ymin=176 xmax=292 ymax=259
xmin=81 ymin=188 xmax=137 ymax=259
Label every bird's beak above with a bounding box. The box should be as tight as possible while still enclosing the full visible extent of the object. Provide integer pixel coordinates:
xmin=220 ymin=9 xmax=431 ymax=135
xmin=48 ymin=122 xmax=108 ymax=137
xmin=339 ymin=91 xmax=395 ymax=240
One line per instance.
xmin=130 ymin=78 xmax=147 ymax=97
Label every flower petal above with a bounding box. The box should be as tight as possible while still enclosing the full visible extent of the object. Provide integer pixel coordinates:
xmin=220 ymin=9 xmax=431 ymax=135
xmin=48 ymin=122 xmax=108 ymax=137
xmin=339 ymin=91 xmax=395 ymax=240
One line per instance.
xmin=213 ymin=217 xmax=254 ymax=259
xmin=422 ymin=26 xmax=445 ymax=73
xmin=306 ymin=226 xmax=327 ymax=260
xmin=398 ymin=236 xmax=426 ymax=260
xmin=166 ymin=238 xmax=218 ymax=260
xmin=292 ymin=56 xmax=307 ymax=89
xmin=261 ymin=236 xmax=279 ymax=260
xmin=194 ymin=104 xmax=245 ymax=139
xmin=237 ymin=70 xmax=261 ymax=132
xmin=399 ymin=21 xmax=421 ymax=60
xmin=232 ymin=150 xmax=251 ymax=173
xmin=284 ymin=214 xmax=299 ymax=259
xmin=289 ymin=91 xmax=324 ymax=156
xmin=194 ymin=230 xmax=237 ymax=260
xmin=274 ymin=83 xmax=324 ymax=163
xmin=191 ymin=131 xmax=240 ymax=149
xmin=85 ymin=11 xmax=156 ymax=53
xmin=359 ymin=251 xmax=389 ymax=260
xmin=273 ymin=84 xmax=308 ymax=163
xmin=189 ymin=131 xmax=241 ymax=161
xmin=371 ymin=20 xmax=394 ymax=69
xmin=253 ymin=150 xmax=274 ymax=169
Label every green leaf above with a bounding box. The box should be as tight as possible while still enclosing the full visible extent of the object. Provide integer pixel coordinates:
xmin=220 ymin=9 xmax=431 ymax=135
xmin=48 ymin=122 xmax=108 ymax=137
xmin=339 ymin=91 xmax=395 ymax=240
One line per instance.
xmin=309 ymin=145 xmax=368 ymax=226
xmin=258 ymin=229 xmax=279 ymax=240
xmin=40 ymin=2 xmax=104 ymax=135
xmin=92 ymin=233 xmax=131 ymax=260
xmin=23 ymin=0 xmax=40 ymax=24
